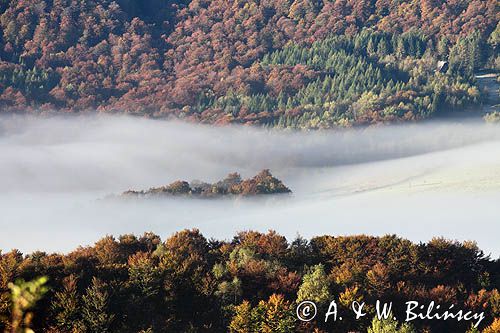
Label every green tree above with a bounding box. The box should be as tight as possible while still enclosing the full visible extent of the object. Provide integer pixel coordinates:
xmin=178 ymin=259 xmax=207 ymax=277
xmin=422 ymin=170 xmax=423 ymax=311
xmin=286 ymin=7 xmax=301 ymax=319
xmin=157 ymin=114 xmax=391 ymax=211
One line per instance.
xmin=81 ymin=277 xmax=114 ymax=333
xmin=51 ymin=275 xmax=82 ymax=331
xmin=488 ymin=22 xmax=500 ymax=55
xmin=216 ymin=277 xmax=243 ymax=305
xmin=128 ymin=252 xmax=161 ymax=299
xmin=377 ymin=39 xmax=389 ymax=57
xmin=437 ymin=36 xmax=449 ymax=58
xmin=367 ymin=313 xmax=416 ymax=333
xmin=296 ymin=264 xmax=330 ymax=305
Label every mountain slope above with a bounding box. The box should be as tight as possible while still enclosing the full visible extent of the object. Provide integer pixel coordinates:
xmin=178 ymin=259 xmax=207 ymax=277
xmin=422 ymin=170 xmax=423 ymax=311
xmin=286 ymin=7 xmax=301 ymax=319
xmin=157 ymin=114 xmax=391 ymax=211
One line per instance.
xmin=0 ymin=0 xmax=498 ymax=127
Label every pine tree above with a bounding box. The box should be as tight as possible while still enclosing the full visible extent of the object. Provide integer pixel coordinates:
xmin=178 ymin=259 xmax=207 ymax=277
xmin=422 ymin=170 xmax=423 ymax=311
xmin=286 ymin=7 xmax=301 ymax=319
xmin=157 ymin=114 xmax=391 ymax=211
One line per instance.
xmin=296 ymin=264 xmax=331 ymax=305
xmin=81 ymin=277 xmax=114 ymax=333
xmin=51 ymin=275 xmax=82 ymax=331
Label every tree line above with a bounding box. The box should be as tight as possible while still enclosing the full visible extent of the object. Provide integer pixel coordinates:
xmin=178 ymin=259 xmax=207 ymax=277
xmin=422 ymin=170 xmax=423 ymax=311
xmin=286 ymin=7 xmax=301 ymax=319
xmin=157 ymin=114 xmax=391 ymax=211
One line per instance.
xmin=0 ymin=229 xmax=499 ymax=332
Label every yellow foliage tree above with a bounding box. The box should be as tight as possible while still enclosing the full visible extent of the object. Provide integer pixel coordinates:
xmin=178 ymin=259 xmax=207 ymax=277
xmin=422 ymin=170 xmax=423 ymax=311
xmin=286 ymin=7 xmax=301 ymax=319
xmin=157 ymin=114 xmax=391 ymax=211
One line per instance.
xmin=483 ymin=318 xmax=500 ymax=333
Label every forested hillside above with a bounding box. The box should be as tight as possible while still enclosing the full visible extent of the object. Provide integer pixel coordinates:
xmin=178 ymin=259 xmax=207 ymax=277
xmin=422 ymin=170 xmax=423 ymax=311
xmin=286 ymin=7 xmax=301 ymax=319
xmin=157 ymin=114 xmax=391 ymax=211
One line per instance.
xmin=1 ymin=230 xmax=499 ymax=332
xmin=0 ymin=0 xmax=498 ymax=127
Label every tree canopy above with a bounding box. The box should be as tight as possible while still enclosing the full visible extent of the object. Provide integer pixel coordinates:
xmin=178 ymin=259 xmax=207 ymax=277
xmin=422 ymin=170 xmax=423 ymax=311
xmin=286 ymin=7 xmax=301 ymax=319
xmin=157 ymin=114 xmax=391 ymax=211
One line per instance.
xmin=0 ymin=0 xmax=497 ymax=128
xmin=0 ymin=230 xmax=499 ymax=332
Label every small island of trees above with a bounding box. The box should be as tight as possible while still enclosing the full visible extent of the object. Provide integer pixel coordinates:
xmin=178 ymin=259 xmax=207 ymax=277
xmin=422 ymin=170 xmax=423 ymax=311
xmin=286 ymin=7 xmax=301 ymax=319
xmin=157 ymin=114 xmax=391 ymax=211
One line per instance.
xmin=121 ymin=170 xmax=292 ymax=199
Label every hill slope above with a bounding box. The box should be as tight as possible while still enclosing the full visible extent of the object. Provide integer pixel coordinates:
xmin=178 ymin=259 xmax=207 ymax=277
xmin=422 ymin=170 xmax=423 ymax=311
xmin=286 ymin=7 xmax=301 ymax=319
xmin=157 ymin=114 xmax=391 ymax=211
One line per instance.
xmin=0 ymin=0 xmax=498 ymax=127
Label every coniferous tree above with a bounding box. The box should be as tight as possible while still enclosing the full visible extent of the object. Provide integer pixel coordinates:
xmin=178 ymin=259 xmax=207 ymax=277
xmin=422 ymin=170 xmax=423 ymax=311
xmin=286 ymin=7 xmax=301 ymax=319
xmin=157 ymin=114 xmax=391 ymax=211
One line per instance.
xmin=51 ymin=275 xmax=82 ymax=332
xmin=81 ymin=277 xmax=114 ymax=333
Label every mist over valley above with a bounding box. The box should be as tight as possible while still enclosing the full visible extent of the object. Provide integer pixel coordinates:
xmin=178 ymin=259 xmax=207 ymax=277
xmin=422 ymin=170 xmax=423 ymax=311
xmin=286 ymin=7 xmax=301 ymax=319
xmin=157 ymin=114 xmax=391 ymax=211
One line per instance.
xmin=1 ymin=115 xmax=499 ymax=255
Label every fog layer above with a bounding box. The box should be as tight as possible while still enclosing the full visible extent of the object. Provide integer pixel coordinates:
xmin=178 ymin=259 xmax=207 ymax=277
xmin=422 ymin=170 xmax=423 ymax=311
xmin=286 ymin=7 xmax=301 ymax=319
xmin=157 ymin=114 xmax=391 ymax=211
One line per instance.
xmin=1 ymin=115 xmax=499 ymax=256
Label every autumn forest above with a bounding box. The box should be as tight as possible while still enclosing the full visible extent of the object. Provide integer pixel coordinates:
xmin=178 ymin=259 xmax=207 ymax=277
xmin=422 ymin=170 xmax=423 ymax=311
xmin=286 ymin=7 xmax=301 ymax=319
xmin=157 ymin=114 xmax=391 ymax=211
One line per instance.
xmin=0 ymin=0 xmax=500 ymax=332
xmin=1 ymin=230 xmax=500 ymax=332
xmin=0 ymin=0 xmax=498 ymax=127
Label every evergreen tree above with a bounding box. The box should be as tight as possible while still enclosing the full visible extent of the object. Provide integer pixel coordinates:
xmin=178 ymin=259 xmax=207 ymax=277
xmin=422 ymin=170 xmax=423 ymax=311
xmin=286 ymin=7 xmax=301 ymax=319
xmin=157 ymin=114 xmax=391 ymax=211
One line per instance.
xmin=296 ymin=264 xmax=331 ymax=305
xmin=51 ymin=275 xmax=82 ymax=331
xmin=81 ymin=277 xmax=114 ymax=333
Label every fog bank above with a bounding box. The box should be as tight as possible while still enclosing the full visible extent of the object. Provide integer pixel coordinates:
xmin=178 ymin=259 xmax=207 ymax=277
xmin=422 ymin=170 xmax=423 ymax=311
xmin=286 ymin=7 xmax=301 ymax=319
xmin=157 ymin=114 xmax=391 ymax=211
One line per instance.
xmin=0 ymin=115 xmax=499 ymax=256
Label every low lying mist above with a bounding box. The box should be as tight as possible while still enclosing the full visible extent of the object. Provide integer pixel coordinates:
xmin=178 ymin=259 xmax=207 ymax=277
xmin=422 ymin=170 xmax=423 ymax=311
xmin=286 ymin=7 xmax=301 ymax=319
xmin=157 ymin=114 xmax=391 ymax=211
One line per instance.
xmin=1 ymin=114 xmax=499 ymax=256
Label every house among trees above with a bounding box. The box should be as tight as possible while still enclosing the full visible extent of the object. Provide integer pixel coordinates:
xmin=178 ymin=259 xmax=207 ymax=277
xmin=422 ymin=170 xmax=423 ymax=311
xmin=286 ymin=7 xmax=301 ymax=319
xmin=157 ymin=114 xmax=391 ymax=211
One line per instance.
xmin=436 ymin=60 xmax=449 ymax=73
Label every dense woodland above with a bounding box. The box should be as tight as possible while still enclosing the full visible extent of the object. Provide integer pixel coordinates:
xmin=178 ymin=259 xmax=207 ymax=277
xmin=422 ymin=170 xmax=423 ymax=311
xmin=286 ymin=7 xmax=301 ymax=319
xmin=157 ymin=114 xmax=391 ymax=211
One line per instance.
xmin=0 ymin=0 xmax=498 ymax=128
xmin=0 ymin=230 xmax=499 ymax=332
xmin=121 ymin=170 xmax=292 ymax=199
